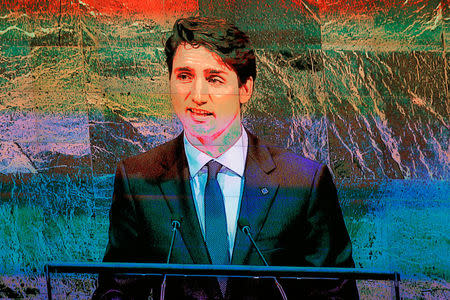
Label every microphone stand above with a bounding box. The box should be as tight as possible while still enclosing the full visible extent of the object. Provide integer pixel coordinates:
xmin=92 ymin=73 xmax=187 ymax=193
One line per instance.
xmin=241 ymin=223 xmax=288 ymax=300
xmin=160 ymin=220 xmax=180 ymax=300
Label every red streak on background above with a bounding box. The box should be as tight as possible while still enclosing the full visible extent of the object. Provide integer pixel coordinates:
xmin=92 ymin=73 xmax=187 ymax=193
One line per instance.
xmin=0 ymin=0 xmax=440 ymax=16
xmin=0 ymin=0 xmax=198 ymax=17
xmin=82 ymin=0 xmax=199 ymax=16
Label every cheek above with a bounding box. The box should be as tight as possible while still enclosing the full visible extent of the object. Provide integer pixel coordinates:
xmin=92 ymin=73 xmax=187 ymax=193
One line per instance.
xmin=170 ymin=91 xmax=183 ymax=107
xmin=171 ymin=96 xmax=184 ymax=113
xmin=210 ymin=83 xmax=237 ymax=95
xmin=172 ymin=79 xmax=191 ymax=93
xmin=170 ymin=84 xmax=189 ymax=107
xmin=216 ymin=94 xmax=240 ymax=111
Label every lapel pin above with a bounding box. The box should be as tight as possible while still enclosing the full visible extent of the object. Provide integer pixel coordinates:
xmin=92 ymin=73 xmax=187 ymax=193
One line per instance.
xmin=260 ymin=187 xmax=269 ymax=195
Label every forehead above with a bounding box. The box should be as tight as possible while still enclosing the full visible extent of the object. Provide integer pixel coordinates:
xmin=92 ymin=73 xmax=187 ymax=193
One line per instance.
xmin=172 ymin=43 xmax=232 ymax=71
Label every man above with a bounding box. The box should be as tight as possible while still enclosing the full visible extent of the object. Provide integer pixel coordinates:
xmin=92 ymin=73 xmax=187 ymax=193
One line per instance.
xmin=93 ymin=17 xmax=359 ymax=299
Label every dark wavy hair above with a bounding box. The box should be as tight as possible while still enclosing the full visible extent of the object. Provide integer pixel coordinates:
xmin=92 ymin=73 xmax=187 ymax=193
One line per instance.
xmin=164 ymin=17 xmax=256 ymax=86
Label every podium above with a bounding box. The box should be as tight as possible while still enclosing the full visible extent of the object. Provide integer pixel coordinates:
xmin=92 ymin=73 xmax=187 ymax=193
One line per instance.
xmin=45 ymin=262 xmax=401 ymax=299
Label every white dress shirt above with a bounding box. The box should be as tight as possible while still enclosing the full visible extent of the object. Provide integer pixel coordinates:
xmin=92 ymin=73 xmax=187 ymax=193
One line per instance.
xmin=184 ymin=128 xmax=248 ymax=259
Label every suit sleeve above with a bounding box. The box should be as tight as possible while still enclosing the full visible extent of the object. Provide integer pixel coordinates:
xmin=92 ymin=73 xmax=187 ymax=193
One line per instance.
xmin=104 ymin=162 xmax=139 ymax=262
xmin=304 ymin=164 xmax=354 ymax=268
xmin=285 ymin=164 xmax=359 ymax=299
xmin=92 ymin=162 xmax=159 ymax=300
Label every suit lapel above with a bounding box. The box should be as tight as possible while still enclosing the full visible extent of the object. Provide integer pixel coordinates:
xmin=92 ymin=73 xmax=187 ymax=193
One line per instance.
xmin=231 ymin=131 xmax=279 ymax=265
xmin=158 ymin=134 xmax=210 ymax=265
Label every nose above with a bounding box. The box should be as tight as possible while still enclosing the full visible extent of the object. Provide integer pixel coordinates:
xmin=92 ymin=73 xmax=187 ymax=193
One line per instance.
xmin=191 ymin=78 xmax=208 ymax=105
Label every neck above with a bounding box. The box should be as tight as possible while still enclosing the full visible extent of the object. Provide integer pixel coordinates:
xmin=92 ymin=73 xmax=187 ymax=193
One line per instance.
xmin=186 ymin=123 xmax=242 ymax=158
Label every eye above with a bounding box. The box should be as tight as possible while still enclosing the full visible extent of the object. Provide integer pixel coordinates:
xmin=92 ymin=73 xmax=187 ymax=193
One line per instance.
xmin=207 ymin=76 xmax=224 ymax=85
xmin=176 ymin=72 xmax=193 ymax=81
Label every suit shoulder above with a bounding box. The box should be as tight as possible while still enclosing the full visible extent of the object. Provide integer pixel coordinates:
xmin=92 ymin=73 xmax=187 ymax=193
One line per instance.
xmin=118 ymin=136 xmax=181 ymax=178
xmin=267 ymin=145 xmax=323 ymax=183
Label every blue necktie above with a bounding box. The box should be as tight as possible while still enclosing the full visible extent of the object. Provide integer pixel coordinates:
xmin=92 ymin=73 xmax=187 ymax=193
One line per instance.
xmin=204 ymin=160 xmax=229 ymax=296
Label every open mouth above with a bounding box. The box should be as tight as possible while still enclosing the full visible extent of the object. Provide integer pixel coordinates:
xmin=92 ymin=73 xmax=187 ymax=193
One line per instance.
xmin=187 ymin=108 xmax=215 ymax=117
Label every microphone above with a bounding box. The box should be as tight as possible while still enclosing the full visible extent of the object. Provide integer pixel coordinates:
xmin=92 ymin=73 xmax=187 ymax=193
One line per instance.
xmin=238 ymin=218 xmax=288 ymax=300
xmin=160 ymin=218 xmax=181 ymax=300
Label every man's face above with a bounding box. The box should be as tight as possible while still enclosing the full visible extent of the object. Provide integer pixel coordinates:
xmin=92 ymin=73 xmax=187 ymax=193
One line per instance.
xmin=170 ymin=43 xmax=252 ymax=143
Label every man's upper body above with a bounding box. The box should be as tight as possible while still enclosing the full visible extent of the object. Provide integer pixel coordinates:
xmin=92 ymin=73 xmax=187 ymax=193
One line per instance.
xmin=93 ymin=17 xmax=359 ymax=299
xmin=93 ymin=129 xmax=358 ymax=299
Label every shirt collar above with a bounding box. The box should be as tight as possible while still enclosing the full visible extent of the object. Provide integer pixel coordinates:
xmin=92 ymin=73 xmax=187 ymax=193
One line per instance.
xmin=184 ymin=127 xmax=248 ymax=177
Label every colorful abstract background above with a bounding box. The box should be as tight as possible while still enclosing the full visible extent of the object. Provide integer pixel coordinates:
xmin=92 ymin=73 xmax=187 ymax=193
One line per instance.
xmin=0 ymin=0 xmax=448 ymax=298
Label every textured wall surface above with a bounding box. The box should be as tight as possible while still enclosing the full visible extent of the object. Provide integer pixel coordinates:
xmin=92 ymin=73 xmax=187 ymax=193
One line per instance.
xmin=0 ymin=0 xmax=448 ymax=298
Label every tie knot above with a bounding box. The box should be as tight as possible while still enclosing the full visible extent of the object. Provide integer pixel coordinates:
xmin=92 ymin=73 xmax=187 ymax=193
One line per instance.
xmin=206 ymin=160 xmax=222 ymax=180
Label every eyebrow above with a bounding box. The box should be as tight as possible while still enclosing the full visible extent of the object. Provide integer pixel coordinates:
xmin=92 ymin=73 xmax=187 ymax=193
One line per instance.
xmin=173 ymin=67 xmax=228 ymax=75
xmin=173 ymin=67 xmax=193 ymax=73
xmin=204 ymin=69 xmax=227 ymax=76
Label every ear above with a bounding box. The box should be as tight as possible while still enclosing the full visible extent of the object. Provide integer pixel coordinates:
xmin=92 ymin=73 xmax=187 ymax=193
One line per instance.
xmin=239 ymin=77 xmax=254 ymax=104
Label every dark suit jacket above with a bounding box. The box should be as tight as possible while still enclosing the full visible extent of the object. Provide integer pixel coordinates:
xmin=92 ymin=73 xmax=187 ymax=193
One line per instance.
xmin=93 ymin=130 xmax=359 ymax=300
